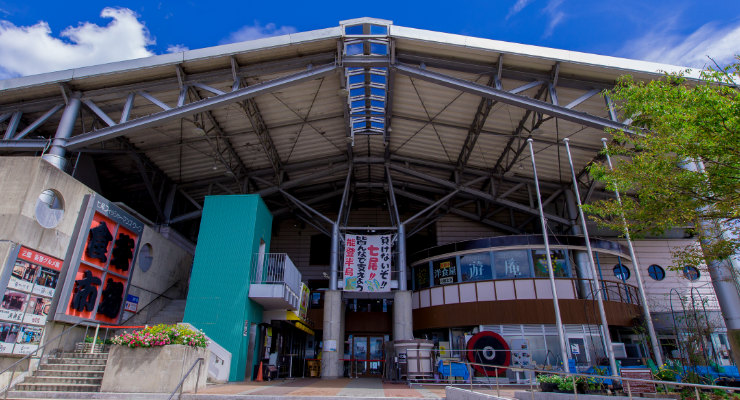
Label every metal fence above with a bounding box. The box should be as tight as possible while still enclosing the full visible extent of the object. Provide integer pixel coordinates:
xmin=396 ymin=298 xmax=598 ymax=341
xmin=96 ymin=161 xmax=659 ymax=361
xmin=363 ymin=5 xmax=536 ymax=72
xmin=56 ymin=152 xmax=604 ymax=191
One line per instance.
xmin=250 ymin=253 xmax=301 ymax=295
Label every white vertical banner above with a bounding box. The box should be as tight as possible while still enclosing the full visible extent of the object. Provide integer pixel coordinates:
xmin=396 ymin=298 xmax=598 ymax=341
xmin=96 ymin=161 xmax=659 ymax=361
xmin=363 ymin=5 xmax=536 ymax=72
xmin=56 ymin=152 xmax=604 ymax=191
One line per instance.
xmin=343 ymin=235 xmax=392 ymax=292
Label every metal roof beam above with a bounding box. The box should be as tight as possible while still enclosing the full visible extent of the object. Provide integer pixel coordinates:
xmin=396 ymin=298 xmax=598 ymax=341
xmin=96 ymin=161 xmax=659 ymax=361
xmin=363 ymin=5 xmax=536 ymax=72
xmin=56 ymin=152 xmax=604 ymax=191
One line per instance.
xmin=63 ymin=63 xmax=338 ymax=149
xmin=14 ymin=104 xmax=64 ymax=140
xmin=0 ymin=139 xmax=48 ymax=151
xmin=389 ymin=163 xmax=570 ymax=225
xmin=393 ymin=62 xmax=630 ymax=132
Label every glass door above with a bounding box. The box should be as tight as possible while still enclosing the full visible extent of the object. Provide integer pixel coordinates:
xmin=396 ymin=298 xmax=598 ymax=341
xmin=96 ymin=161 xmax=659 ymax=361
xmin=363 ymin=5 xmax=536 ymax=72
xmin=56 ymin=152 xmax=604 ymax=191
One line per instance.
xmin=354 ymin=337 xmax=367 ymax=375
xmin=368 ymin=336 xmax=384 ymax=376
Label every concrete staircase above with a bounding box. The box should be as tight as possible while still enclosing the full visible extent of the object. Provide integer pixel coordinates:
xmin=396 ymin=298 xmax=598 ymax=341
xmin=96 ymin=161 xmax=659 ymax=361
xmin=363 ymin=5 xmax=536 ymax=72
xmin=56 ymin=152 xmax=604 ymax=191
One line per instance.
xmin=146 ymin=299 xmax=187 ymax=326
xmin=9 ymin=352 xmax=107 ymax=396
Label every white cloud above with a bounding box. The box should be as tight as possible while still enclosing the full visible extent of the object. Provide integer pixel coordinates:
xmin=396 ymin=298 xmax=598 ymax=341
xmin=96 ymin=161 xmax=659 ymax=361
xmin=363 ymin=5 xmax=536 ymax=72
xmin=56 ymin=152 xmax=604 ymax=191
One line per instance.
xmin=220 ymin=21 xmax=297 ymax=45
xmin=0 ymin=7 xmax=155 ymax=79
xmin=542 ymin=0 xmax=565 ymax=38
xmin=621 ymin=19 xmax=740 ymax=68
xmin=166 ymin=44 xmax=189 ymax=53
xmin=506 ymin=0 xmax=534 ymax=20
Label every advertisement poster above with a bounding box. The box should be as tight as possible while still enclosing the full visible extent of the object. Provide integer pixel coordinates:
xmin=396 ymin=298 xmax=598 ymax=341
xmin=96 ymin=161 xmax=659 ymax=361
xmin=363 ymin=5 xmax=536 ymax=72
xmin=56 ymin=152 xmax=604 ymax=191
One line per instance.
xmin=343 ymin=235 xmax=391 ymax=292
xmin=298 ymin=284 xmax=309 ymax=320
xmin=433 ymin=257 xmax=458 ymax=286
xmin=0 ymin=247 xmax=62 ymax=354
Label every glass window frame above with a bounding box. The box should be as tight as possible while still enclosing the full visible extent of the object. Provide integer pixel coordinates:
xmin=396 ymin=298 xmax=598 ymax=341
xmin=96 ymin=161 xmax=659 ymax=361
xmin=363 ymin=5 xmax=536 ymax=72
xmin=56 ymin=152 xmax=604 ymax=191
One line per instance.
xmin=648 ymin=264 xmax=666 ymax=281
xmin=683 ymin=266 xmax=700 ymax=281
xmin=459 ymin=251 xmax=494 ymax=283
xmin=613 ymin=264 xmax=631 ymax=281
xmin=531 ymin=248 xmax=571 ymax=279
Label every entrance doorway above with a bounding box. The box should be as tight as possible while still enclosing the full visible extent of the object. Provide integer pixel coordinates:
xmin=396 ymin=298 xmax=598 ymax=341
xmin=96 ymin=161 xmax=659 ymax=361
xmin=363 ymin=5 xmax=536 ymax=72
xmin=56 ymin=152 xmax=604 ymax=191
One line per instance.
xmin=350 ymin=336 xmax=384 ymax=377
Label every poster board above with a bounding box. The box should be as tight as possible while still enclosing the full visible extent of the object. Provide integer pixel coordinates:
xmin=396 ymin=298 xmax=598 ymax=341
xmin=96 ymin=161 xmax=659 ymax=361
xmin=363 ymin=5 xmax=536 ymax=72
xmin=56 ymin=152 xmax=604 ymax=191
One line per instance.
xmin=52 ymin=194 xmax=143 ymax=325
xmin=0 ymin=246 xmax=62 ymax=355
xmin=343 ymin=235 xmax=391 ymax=292
xmin=620 ymin=368 xmax=656 ymax=394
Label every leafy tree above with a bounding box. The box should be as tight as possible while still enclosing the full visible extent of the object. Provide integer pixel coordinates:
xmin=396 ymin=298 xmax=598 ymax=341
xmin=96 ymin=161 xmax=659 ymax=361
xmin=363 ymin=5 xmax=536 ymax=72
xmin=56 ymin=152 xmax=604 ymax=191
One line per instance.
xmin=584 ymin=57 xmax=740 ymax=273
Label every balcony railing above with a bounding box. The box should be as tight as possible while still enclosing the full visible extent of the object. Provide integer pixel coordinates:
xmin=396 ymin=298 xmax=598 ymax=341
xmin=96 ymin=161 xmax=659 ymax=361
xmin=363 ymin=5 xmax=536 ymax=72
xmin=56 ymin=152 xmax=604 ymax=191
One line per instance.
xmin=412 ymin=278 xmax=641 ymax=310
xmin=251 ymin=253 xmax=301 ymax=295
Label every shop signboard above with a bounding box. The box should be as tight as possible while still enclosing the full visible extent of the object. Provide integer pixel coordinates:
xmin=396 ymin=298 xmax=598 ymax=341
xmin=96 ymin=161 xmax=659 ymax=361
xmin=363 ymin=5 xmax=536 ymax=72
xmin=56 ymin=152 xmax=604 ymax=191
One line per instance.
xmin=124 ymin=294 xmax=139 ymax=313
xmin=298 ymin=284 xmax=309 ymax=320
xmin=52 ymin=194 xmax=144 ymax=325
xmin=343 ymin=235 xmax=391 ymax=292
xmin=0 ymin=246 xmax=62 ymax=355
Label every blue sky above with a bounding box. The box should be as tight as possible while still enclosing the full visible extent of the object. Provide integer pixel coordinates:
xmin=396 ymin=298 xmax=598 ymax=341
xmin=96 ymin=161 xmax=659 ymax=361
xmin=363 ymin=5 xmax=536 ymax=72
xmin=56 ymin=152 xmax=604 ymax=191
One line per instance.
xmin=0 ymin=0 xmax=738 ymax=79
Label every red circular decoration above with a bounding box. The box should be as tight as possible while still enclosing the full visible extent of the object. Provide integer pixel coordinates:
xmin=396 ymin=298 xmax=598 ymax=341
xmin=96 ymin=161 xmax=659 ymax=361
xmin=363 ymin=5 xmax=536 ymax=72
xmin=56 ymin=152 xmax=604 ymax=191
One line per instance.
xmin=466 ymin=331 xmax=511 ymax=376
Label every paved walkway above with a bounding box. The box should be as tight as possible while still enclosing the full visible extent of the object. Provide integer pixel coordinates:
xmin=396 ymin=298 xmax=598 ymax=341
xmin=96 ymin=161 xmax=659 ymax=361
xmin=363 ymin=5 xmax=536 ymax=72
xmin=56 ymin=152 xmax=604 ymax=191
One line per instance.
xmin=198 ymin=378 xmax=521 ymax=398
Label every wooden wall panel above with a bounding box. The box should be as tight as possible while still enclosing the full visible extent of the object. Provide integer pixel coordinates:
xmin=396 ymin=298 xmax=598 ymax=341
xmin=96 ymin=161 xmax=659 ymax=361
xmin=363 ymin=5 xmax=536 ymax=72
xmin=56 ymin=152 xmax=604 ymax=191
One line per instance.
xmin=412 ymin=300 xmax=641 ymax=331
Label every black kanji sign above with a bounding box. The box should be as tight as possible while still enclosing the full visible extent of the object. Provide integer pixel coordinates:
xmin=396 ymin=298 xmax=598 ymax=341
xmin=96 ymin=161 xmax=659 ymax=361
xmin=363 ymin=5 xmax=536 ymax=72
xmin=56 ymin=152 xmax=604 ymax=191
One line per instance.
xmin=97 ymin=278 xmax=124 ymax=318
xmin=110 ymin=233 xmax=135 ymax=271
xmin=71 ymin=270 xmax=101 ymax=312
xmin=86 ymin=222 xmax=113 ymax=263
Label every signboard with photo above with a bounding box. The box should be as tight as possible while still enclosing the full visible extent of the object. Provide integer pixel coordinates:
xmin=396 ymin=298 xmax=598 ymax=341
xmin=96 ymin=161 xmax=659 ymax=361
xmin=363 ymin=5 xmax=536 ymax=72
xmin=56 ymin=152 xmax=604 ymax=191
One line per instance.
xmin=433 ymin=257 xmax=458 ymax=286
xmin=343 ymin=235 xmax=391 ymax=292
xmin=0 ymin=246 xmax=63 ymax=355
xmin=52 ymin=194 xmax=144 ymax=325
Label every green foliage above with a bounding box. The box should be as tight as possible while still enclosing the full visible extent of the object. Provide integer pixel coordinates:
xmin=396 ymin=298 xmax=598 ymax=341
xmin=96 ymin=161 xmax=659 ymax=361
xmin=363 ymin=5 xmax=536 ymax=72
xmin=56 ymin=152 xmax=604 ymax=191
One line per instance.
xmin=538 ymin=374 xmax=563 ymax=384
xmin=583 ymin=57 xmax=740 ymax=271
xmin=558 ymin=378 xmax=575 ymax=391
xmin=83 ymin=335 xmax=113 ymax=345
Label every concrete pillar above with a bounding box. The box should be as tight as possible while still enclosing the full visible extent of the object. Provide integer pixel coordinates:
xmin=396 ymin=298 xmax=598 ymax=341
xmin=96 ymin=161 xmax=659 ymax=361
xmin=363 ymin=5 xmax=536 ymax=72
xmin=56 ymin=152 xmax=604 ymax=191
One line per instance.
xmin=42 ymin=96 xmax=81 ymax=171
xmin=398 ymin=224 xmax=407 ymax=290
xmin=393 ymin=290 xmax=413 ymax=341
xmin=564 ymin=189 xmax=594 ymax=298
xmin=321 ymin=290 xmax=343 ymax=378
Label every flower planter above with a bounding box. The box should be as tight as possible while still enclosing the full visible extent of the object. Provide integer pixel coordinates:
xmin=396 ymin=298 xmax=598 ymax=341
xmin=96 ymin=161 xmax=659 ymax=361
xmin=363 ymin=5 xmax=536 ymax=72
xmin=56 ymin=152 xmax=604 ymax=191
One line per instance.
xmin=554 ymin=389 xmax=573 ymax=394
xmin=540 ymin=382 xmax=558 ymax=392
xmin=100 ymin=344 xmax=209 ymax=393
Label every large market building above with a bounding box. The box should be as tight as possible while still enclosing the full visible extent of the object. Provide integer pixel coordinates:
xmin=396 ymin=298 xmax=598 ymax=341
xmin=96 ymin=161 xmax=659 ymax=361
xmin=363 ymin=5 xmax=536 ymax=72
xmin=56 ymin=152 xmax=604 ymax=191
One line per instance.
xmin=0 ymin=17 xmax=737 ymax=383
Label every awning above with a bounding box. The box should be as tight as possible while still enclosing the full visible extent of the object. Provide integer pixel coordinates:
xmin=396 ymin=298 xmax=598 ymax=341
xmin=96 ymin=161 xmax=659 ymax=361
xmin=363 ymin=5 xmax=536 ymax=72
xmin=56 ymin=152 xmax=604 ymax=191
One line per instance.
xmin=286 ymin=311 xmax=315 ymax=335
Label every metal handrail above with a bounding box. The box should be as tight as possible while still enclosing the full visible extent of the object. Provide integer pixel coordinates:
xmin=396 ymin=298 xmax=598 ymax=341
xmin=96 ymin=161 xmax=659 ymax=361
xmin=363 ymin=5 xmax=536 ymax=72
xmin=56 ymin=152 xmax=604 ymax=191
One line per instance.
xmin=120 ymin=279 xmax=183 ymax=325
xmin=168 ymin=357 xmax=204 ymax=400
xmin=410 ymin=359 xmax=740 ymax=400
xmin=1 ymin=320 xmax=84 ymax=398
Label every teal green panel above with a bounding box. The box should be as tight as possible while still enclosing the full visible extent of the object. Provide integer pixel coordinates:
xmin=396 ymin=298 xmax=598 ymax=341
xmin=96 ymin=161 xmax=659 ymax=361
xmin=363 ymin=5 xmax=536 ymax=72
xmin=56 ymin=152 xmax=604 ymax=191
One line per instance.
xmin=183 ymin=195 xmax=272 ymax=381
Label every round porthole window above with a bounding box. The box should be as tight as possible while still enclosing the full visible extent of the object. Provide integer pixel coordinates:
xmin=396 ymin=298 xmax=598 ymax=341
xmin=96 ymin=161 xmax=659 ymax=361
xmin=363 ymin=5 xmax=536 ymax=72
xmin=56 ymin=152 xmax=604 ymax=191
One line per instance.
xmin=138 ymin=243 xmax=153 ymax=272
xmin=34 ymin=189 xmax=65 ymax=229
xmin=683 ymin=266 xmax=700 ymax=281
xmin=648 ymin=265 xmax=665 ymax=281
xmin=613 ymin=264 xmax=631 ymax=280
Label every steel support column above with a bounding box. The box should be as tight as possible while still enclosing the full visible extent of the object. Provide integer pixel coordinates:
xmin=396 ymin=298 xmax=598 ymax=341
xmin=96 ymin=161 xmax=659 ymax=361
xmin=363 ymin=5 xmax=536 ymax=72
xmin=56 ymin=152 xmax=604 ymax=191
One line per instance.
xmin=528 ymin=138 xmax=570 ymax=373
xmin=42 ymin=95 xmax=81 ymax=170
xmin=601 ymin=139 xmax=663 ymax=366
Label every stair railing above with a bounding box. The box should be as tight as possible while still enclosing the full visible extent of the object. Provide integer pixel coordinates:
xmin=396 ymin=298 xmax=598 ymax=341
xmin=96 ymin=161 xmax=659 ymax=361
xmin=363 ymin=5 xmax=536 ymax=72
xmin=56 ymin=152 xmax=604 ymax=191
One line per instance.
xmin=120 ymin=279 xmax=183 ymax=326
xmin=0 ymin=320 xmax=84 ymax=399
xmin=167 ymin=357 xmax=204 ymax=400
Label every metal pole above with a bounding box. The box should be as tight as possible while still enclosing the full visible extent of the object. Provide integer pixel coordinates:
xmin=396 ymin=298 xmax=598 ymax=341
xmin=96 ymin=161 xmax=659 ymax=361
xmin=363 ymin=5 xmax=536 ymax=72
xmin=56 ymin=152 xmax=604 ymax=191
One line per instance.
xmin=398 ymin=224 xmax=407 ymax=290
xmin=528 ymin=138 xmax=571 ymax=373
xmin=330 ymin=223 xmax=340 ymax=291
xmin=564 ymin=138 xmax=618 ymax=376
xmin=195 ymin=359 xmax=202 ymax=394
xmin=90 ymin=324 xmax=100 ymax=354
xmin=42 ymin=95 xmax=81 ymax=170
xmin=336 ymin=165 xmax=354 ymax=225
xmin=601 ymin=138 xmax=663 ymax=366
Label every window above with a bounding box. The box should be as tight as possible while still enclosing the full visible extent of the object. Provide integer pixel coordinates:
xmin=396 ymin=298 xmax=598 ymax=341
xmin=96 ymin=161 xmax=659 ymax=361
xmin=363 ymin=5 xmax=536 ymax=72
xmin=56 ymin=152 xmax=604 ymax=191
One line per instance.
xmin=460 ymin=252 xmax=493 ymax=282
xmin=532 ymin=250 xmax=569 ymax=278
xmin=613 ymin=264 xmax=631 ymax=281
xmin=495 ymin=250 xmax=531 ymax=279
xmin=683 ymin=266 xmax=700 ymax=281
xmin=432 ymin=258 xmax=458 ymax=286
xmin=648 ymin=265 xmax=665 ymax=281
xmin=414 ymin=264 xmax=430 ymax=289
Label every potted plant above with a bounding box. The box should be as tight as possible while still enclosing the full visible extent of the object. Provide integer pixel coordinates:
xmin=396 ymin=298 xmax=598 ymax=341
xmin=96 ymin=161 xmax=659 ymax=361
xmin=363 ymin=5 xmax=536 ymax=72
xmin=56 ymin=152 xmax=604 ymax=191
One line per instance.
xmin=555 ymin=378 xmax=575 ymax=393
xmin=538 ymin=374 xmax=561 ymax=392
xmin=582 ymin=377 xmax=605 ymax=395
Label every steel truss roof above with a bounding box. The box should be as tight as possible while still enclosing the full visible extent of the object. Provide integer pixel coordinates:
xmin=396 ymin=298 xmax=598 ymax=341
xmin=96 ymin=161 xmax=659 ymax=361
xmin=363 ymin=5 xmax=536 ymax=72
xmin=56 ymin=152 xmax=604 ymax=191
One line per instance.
xmin=0 ymin=17 xmax=694 ymax=237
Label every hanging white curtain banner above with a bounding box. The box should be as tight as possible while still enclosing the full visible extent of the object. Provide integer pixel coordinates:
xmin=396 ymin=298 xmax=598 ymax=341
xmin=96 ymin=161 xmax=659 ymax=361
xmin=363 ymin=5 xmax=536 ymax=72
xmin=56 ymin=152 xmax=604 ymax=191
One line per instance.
xmin=343 ymin=234 xmax=391 ymax=292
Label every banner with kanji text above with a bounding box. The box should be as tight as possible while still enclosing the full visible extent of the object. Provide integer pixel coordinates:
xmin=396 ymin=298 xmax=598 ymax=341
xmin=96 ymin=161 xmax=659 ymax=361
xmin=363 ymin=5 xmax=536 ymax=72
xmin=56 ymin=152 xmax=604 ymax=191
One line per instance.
xmin=343 ymin=235 xmax=391 ymax=292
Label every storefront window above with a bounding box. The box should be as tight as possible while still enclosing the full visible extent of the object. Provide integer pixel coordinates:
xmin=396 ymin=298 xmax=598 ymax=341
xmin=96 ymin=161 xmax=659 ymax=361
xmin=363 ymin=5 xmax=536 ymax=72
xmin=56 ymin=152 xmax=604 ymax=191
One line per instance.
xmin=432 ymin=258 xmax=458 ymax=286
xmin=460 ymin=252 xmax=493 ymax=282
xmin=494 ymin=250 xmax=531 ymax=279
xmin=414 ymin=264 xmax=430 ymax=289
xmin=532 ymin=250 xmax=570 ymax=278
